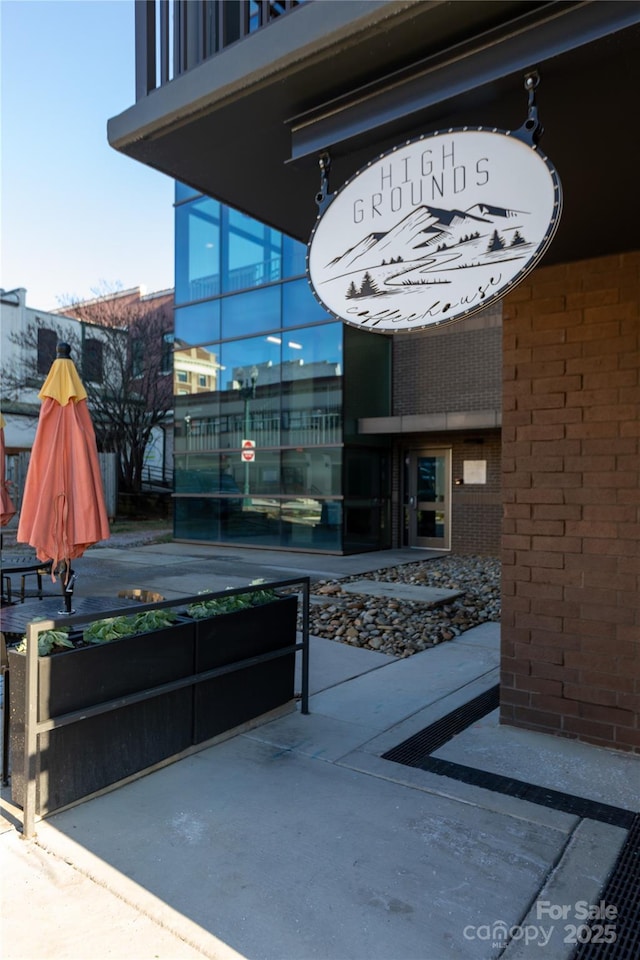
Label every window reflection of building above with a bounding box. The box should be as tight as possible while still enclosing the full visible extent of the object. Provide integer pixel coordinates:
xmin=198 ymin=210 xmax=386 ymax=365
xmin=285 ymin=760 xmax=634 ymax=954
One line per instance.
xmin=176 ymin=197 xmax=283 ymax=305
xmin=173 ymin=342 xmax=222 ymax=396
xmin=174 ymin=365 xmax=343 ymax=454
xmin=172 ymin=192 xmax=392 ymax=552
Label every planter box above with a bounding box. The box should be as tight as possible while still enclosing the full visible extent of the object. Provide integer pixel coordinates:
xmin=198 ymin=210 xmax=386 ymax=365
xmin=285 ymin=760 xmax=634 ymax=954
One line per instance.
xmin=8 ymin=594 xmax=300 ymax=816
xmin=9 ymin=621 xmax=196 ymax=814
xmin=193 ymin=595 xmax=298 ymax=743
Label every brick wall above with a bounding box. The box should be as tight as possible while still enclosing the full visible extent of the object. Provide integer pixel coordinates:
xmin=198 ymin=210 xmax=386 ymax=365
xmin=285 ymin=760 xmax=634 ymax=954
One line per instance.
xmin=451 ymin=430 xmax=501 ymax=555
xmin=393 ymin=306 xmax=502 ymax=415
xmin=501 ymin=252 xmax=640 ymax=753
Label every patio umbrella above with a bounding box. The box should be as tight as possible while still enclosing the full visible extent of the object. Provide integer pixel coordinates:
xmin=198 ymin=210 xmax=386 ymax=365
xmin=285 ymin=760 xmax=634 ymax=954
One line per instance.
xmin=0 ymin=413 xmax=17 ymax=529
xmin=17 ymin=342 xmax=110 ymax=610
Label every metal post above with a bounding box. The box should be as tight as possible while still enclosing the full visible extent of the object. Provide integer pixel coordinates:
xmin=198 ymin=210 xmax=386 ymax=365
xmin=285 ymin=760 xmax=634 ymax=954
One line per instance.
xmin=300 ymin=579 xmax=310 ymax=715
xmin=238 ymin=367 xmax=257 ymax=504
xmin=135 ymin=0 xmax=156 ymax=100
xmin=243 ymin=394 xmax=250 ymax=498
xmin=23 ymin=619 xmax=53 ymax=838
xmin=159 ymin=0 xmax=169 ymax=84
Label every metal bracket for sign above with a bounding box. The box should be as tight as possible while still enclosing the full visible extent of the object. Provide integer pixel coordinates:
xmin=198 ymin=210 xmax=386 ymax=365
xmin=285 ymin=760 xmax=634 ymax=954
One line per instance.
xmin=315 ymin=152 xmax=334 ymax=214
xmin=513 ymin=70 xmax=543 ymax=145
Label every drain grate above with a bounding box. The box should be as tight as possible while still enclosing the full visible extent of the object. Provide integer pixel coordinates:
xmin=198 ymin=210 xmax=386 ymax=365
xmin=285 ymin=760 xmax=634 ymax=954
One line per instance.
xmin=382 ymin=683 xmax=500 ymax=763
xmin=382 ymin=684 xmax=635 ymax=830
xmin=382 ymin=688 xmax=638 ymax=957
xmin=571 ymin=814 xmax=640 ymax=960
xmin=415 ymin=758 xmax=635 ymax=829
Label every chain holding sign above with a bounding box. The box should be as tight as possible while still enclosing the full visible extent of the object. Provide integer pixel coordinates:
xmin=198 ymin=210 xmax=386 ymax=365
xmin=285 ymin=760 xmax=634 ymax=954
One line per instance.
xmin=307 ymin=73 xmax=561 ymax=333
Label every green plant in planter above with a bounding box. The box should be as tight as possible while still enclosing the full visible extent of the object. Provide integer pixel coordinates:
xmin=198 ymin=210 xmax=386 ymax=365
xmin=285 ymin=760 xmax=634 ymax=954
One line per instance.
xmin=83 ymin=608 xmax=177 ymax=645
xmin=187 ymin=580 xmax=277 ymax=620
xmin=15 ymin=618 xmax=74 ymax=657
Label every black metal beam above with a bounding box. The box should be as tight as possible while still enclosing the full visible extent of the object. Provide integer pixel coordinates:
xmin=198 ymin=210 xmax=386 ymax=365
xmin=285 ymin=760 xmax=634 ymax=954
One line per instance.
xmin=288 ymin=0 xmax=640 ymax=161
xmin=135 ymin=0 xmax=156 ymax=101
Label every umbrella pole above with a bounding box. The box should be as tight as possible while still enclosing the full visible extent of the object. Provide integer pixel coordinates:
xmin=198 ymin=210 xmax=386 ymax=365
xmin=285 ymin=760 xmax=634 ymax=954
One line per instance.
xmin=58 ymin=565 xmax=76 ymax=616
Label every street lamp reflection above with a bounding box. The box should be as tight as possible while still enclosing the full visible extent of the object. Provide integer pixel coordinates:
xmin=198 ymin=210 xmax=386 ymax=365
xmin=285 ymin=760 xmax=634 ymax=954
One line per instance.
xmin=236 ymin=366 xmax=258 ymax=502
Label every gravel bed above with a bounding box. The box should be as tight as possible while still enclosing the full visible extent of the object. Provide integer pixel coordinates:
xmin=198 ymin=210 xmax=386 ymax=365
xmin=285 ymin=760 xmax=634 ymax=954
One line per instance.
xmin=301 ymin=554 xmax=500 ymax=658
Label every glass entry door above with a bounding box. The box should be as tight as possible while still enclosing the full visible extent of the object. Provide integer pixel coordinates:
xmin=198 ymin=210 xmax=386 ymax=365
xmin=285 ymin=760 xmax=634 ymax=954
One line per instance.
xmin=406 ymin=449 xmax=451 ymax=549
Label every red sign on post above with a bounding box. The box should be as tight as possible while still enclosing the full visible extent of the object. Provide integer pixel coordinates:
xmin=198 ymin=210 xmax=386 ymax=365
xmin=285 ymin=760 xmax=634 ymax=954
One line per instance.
xmin=241 ymin=439 xmax=256 ymax=462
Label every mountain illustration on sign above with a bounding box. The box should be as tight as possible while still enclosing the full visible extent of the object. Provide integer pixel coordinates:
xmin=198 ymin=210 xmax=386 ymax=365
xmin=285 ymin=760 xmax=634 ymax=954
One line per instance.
xmin=320 ymin=203 xmax=532 ymax=301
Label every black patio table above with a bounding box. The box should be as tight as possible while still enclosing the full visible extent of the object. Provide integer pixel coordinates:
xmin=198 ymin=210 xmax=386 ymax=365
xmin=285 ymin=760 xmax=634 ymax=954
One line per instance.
xmin=0 ymin=594 xmax=139 ymax=639
xmin=1 ymin=556 xmax=53 ymax=603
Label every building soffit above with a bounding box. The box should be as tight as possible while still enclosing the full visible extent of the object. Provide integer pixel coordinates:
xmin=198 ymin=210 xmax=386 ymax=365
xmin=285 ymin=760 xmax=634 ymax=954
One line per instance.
xmin=109 ymin=1 xmax=448 ymax=148
xmin=286 ymin=1 xmax=640 ymax=162
xmin=108 ymin=1 xmax=640 ymax=266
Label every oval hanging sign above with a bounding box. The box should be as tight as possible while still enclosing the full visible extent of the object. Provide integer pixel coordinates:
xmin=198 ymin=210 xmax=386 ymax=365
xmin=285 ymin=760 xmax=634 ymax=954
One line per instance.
xmin=307 ymin=128 xmax=562 ymax=332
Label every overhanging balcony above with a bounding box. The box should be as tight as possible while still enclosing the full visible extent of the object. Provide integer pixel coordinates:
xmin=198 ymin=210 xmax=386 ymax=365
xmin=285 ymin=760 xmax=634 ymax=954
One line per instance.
xmin=134 ymin=0 xmax=307 ymax=99
xmin=109 ymin=0 xmax=640 ymax=265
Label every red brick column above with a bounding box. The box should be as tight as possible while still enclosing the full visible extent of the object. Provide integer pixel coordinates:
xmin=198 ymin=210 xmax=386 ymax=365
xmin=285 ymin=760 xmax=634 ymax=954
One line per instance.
xmin=501 ymin=252 xmax=639 ymax=752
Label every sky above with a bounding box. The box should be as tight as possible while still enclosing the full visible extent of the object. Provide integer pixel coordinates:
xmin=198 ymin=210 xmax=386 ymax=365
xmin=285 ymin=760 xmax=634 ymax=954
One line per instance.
xmin=0 ymin=0 xmax=175 ymax=311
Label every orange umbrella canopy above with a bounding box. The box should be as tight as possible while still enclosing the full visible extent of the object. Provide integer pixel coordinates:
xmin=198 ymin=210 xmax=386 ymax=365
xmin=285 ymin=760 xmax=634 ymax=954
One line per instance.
xmin=17 ymin=343 xmax=110 ymax=569
xmin=0 ymin=413 xmax=17 ymax=527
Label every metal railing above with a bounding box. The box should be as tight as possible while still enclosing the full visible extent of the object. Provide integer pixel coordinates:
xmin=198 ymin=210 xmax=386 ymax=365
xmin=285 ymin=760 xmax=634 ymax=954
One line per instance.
xmin=142 ymin=460 xmax=171 ymax=488
xmin=179 ymin=412 xmax=342 ymax=451
xmin=183 ymin=257 xmax=282 ymax=302
xmin=226 ymin=257 xmax=282 ymax=293
xmin=136 ymin=0 xmax=307 ymax=101
xmin=17 ymin=576 xmax=310 ymax=838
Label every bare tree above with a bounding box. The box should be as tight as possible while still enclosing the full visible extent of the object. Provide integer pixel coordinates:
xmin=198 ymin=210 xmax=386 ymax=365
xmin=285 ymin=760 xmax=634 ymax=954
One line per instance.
xmin=2 ymin=287 xmax=174 ymax=494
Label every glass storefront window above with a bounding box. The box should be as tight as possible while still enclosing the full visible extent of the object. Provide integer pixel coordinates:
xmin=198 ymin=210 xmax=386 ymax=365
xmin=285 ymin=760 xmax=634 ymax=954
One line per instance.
xmin=282 ymin=278 xmax=331 ymax=327
xmin=173 ymin=343 xmax=223 ymax=401
xmin=174 ymin=498 xmax=221 ymax=542
xmin=175 ymin=300 xmax=221 ymax=345
xmin=223 ymin=208 xmax=282 ymax=293
xmin=225 ymin=448 xmax=281 ymax=498
xmin=281 ymin=321 xmax=342 ymax=372
xmin=218 ymin=335 xmax=282 ymax=449
xmin=218 ymin=335 xmax=282 ymax=388
xmin=173 ymin=199 xmax=392 ymax=553
xmin=175 ymin=197 xmax=221 ymax=305
xmin=173 ymin=495 xmax=283 ymax=545
xmin=281 ymin=322 xmax=343 ymax=447
xmin=174 ymin=493 xmax=342 ymax=550
xmin=174 ymin=452 xmax=235 ymax=495
xmin=281 ymin=448 xmax=342 ymax=497
xmin=282 ymin=236 xmax=307 ymax=278
xmin=221 ymin=286 xmax=280 ymax=339
xmin=174 ymin=395 xmax=222 ymax=453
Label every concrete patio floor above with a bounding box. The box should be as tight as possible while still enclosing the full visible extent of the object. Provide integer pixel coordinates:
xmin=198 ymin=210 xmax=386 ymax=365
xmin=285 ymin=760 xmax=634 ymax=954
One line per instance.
xmin=1 ymin=541 xmax=638 ymax=960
